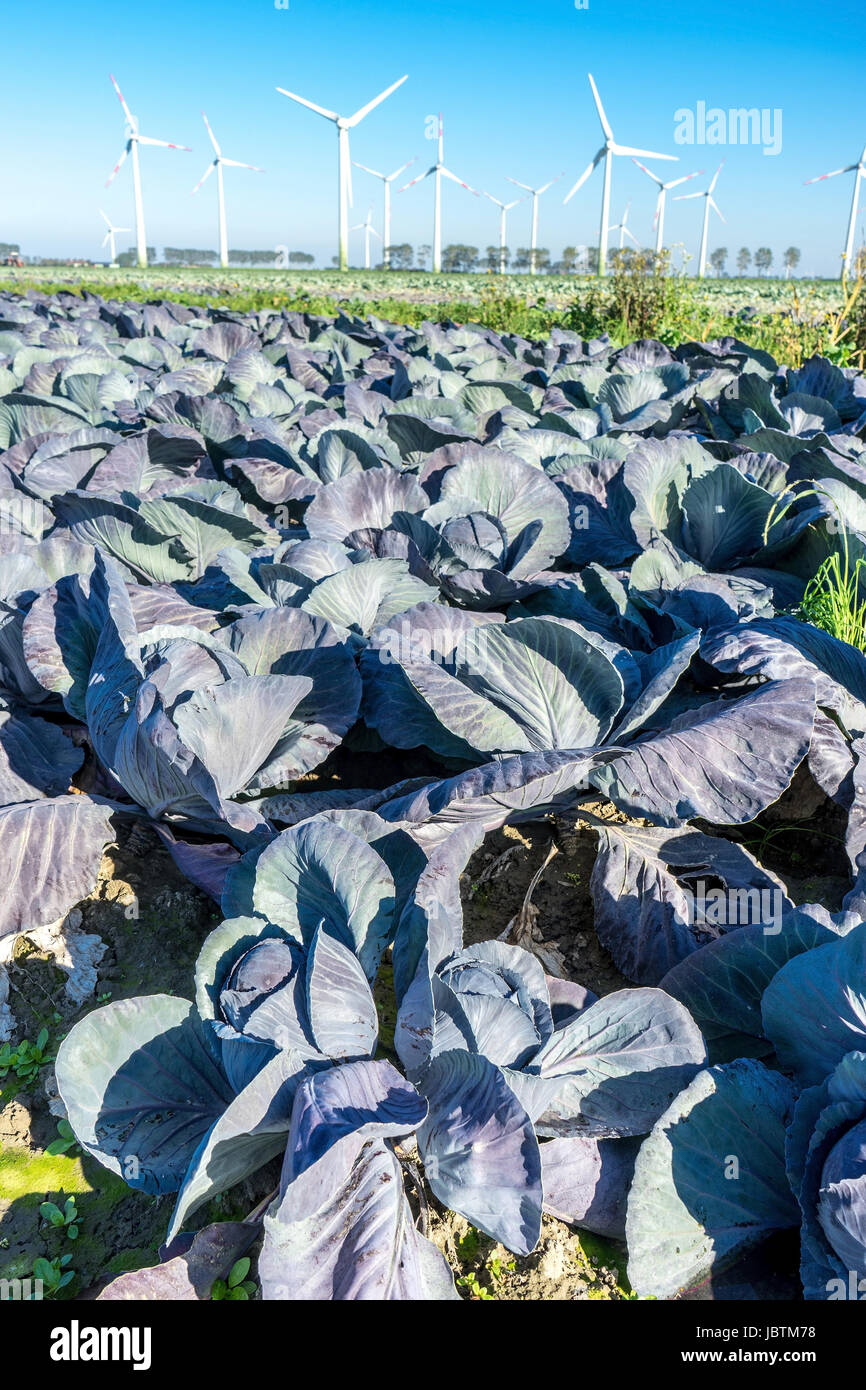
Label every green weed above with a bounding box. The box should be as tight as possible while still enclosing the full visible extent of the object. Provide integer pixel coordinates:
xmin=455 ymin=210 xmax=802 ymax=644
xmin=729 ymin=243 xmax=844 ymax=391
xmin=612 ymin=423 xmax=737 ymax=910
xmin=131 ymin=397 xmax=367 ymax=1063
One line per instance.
xmin=40 ymin=1196 xmax=81 ymax=1241
xmin=800 ymin=547 xmax=866 ymax=651
xmin=211 ymin=1257 xmax=257 ymax=1301
xmin=0 ymin=1028 xmax=52 ymax=1084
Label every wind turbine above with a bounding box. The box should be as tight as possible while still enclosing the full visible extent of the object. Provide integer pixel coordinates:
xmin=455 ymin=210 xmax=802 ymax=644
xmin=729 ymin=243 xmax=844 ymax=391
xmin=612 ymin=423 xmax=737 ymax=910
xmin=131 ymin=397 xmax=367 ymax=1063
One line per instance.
xmin=105 ymin=74 xmax=191 ymax=269
xmin=674 ymin=162 xmax=726 ymax=278
xmin=397 ymin=114 xmax=481 ymax=274
xmin=99 ymin=209 xmax=130 ymax=266
xmin=610 ymin=201 xmax=639 ymax=250
xmin=631 ymin=159 xmax=704 ymax=253
xmin=276 ymin=75 xmax=408 ymax=272
xmin=805 ymin=143 xmax=866 ymax=281
xmin=563 ymin=73 xmax=677 ymax=277
xmin=192 ymin=113 xmax=263 ymax=269
xmin=351 ymin=207 xmax=382 ymax=269
xmin=352 ymin=157 xmax=416 ymax=267
xmin=505 ymin=174 xmax=563 ymax=274
xmin=482 ymin=191 xmax=527 ymax=274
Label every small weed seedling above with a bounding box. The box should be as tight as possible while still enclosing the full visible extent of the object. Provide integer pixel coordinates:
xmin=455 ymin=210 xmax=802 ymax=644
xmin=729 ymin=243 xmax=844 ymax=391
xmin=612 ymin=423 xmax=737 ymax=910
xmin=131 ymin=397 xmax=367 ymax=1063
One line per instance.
xmin=40 ymin=1196 xmax=81 ymax=1240
xmin=0 ymin=1028 xmax=52 ymax=1084
xmin=31 ymin=1254 xmax=75 ymax=1298
xmin=211 ymin=1258 xmax=257 ymax=1301
xmin=45 ymin=1119 xmax=80 ymax=1157
xmin=457 ymin=1271 xmax=495 ymax=1300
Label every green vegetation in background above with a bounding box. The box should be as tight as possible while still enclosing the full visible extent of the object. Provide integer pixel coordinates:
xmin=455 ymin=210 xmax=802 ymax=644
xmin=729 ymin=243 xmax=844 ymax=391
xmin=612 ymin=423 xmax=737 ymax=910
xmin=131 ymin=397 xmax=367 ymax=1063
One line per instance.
xmin=2 ymin=263 xmax=861 ymax=367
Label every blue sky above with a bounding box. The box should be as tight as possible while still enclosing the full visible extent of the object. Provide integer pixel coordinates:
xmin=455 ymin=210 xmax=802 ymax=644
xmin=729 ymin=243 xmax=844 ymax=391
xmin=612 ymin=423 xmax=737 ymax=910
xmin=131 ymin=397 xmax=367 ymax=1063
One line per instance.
xmin=3 ymin=0 xmax=864 ymax=274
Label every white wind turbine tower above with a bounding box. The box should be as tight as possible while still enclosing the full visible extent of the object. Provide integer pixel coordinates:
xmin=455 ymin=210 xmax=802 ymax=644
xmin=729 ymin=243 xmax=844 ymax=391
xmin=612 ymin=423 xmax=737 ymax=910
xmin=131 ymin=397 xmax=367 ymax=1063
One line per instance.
xmin=674 ymin=162 xmax=726 ymax=278
xmin=631 ymin=159 xmax=704 ymax=253
xmin=610 ymin=201 xmax=639 ymax=250
xmin=106 ymin=74 xmax=191 ymax=269
xmin=99 ymin=209 xmax=130 ymax=266
xmin=805 ymin=143 xmax=866 ymax=281
xmin=505 ymin=173 xmax=563 ymax=273
xmin=398 ymin=114 xmax=481 ymax=274
xmin=482 ymin=191 xmax=527 ymax=274
xmin=563 ymin=73 xmax=677 ymax=277
xmin=351 ymin=207 xmax=382 ymax=269
xmin=276 ymin=75 xmax=408 ymax=272
xmin=352 ymin=157 xmax=416 ymax=267
xmin=192 ymin=113 xmax=263 ymax=270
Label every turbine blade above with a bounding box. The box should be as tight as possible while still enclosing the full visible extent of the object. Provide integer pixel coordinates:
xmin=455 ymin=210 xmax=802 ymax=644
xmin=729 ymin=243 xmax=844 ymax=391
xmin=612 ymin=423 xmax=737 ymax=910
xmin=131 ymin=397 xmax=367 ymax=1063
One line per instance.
xmin=387 ymin=157 xmax=416 ymax=181
xmin=109 ymin=74 xmax=134 ymax=126
xmin=353 ymin=161 xmax=385 ymax=179
xmin=201 ymin=112 xmax=221 ymax=156
xmin=563 ymin=149 xmax=605 ymax=203
xmin=102 ymin=232 xmax=110 ymax=247
xmin=674 ymin=190 xmax=705 ymax=201
xmin=347 ymin=74 xmax=408 ymax=128
xmin=191 ymin=162 xmax=216 ymax=194
xmin=482 ymin=191 xmax=504 ymax=206
xmin=440 ymin=167 xmax=481 ymax=195
xmin=221 ymin=159 xmax=265 ymax=171
xmin=612 ymin=144 xmax=678 ymax=161
xmin=665 ymin=169 xmax=703 ymax=189
xmin=536 ymin=173 xmax=564 ymax=195
xmin=276 ymin=87 xmax=339 ymax=121
xmin=506 ymin=177 xmax=534 ymax=192
xmin=397 ymin=167 xmax=435 ymax=192
xmin=587 ymin=73 xmax=613 ymax=140
xmin=99 ymin=208 xmax=112 ymax=226
xmin=709 ymin=197 xmax=726 ymax=223
xmin=624 ymin=227 xmax=640 ymax=245
xmin=708 ymin=160 xmax=724 ymax=192
xmin=804 ymin=165 xmax=855 ymax=184
xmin=105 ymin=145 xmax=130 ymax=186
xmin=138 ymin=135 xmax=192 ymax=149
xmin=631 ymin=157 xmax=664 ymax=186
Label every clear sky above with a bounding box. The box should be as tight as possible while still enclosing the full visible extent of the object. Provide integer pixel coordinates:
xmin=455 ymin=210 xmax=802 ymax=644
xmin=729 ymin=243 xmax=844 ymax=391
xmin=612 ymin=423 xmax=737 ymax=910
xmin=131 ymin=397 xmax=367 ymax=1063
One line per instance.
xmin=3 ymin=0 xmax=864 ymax=275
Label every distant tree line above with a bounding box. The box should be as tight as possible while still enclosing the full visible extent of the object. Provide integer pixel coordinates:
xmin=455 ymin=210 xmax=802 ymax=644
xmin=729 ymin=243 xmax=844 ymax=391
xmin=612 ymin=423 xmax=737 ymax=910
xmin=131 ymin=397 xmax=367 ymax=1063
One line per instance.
xmin=229 ymin=250 xmax=300 ymax=266
xmin=2 ymin=239 xmax=817 ymax=279
xmin=380 ymin=243 xmax=600 ymax=273
xmin=116 ymin=248 xmax=156 ymax=267
xmin=377 ymin=243 xmax=812 ymax=278
xmin=111 ymin=248 xmax=313 ymax=268
xmin=705 ymin=246 xmax=802 ymax=278
xmin=164 ymin=248 xmax=219 ymax=265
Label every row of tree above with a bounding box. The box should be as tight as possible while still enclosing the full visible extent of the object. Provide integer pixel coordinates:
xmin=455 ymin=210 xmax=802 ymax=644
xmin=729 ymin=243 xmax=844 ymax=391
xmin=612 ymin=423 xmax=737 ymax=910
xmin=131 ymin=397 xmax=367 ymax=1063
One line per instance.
xmin=381 ymin=244 xmax=602 ymax=273
xmin=113 ymin=249 xmax=316 ymax=267
xmin=377 ymin=245 xmax=807 ymax=276
xmin=0 ymin=239 xmax=814 ymax=278
xmin=708 ymin=246 xmax=802 ymax=277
